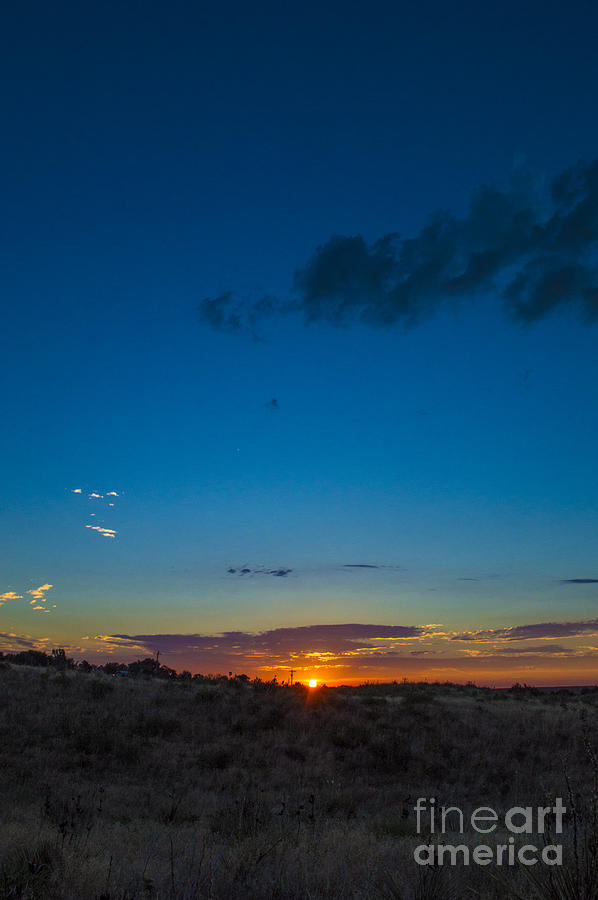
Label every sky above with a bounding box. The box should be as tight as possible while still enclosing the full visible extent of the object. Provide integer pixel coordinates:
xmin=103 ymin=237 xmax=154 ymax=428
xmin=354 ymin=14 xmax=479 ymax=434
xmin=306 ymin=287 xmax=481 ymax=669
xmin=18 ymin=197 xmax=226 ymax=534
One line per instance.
xmin=2 ymin=0 xmax=598 ymax=685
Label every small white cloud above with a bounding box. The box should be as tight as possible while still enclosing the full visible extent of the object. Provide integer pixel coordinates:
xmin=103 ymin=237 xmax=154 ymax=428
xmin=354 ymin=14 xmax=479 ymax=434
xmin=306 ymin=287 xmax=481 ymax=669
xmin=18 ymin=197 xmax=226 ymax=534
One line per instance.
xmin=71 ymin=488 xmax=82 ymax=494
xmin=85 ymin=525 xmax=117 ymax=538
xmin=89 ymin=492 xmax=103 ymax=499
xmin=108 ymin=503 xmax=114 ymax=507
xmin=106 ymin=491 xmax=119 ymax=497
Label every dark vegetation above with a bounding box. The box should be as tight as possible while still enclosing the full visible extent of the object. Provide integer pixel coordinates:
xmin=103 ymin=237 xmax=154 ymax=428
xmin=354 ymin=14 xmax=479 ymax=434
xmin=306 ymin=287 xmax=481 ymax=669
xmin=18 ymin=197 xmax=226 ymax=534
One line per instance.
xmin=1 ymin=652 xmax=598 ymax=898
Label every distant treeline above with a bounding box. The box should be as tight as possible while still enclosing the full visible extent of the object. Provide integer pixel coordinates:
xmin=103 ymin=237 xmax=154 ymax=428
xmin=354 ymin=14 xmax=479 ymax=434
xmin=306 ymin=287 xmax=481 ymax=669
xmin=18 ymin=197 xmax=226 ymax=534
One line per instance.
xmin=2 ymin=648 xmax=598 ymax=697
xmin=0 ymin=648 xmax=257 ymax=683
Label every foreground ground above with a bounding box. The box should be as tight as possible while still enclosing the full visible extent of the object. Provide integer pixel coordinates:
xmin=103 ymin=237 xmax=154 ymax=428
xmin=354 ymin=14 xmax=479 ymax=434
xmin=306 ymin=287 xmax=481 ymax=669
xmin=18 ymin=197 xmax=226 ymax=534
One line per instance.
xmin=1 ymin=663 xmax=598 ymax=898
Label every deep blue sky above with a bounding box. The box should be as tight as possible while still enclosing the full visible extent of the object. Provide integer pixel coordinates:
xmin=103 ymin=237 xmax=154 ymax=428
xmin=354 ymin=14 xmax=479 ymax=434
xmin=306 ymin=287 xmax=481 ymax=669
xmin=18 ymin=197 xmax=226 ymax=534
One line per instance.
xmin=2 ymin=0 xmax=598 ymax=682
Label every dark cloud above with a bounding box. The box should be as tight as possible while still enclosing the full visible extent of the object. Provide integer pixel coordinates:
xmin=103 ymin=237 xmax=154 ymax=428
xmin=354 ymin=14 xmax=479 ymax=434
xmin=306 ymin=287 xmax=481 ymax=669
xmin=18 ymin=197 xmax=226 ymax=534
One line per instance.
xmin=343 ymin=563 xmax=380 ymax=569
xmin=265 ymin=397 xmax=279 ymax=410
xmin=227 ymin=566 xmax=292 ymax=577
xmin=106 ymin=624 xmax=427 ymax=676
xmin=199 ymin=157 xmax=598 ymax=334
xmin=452 ymin=619 xmax=598 ymax=642
xmin=561 ymin=578 xmax=598 ymax=584
xmin=111 ymin=623 xmax=423 ymax=656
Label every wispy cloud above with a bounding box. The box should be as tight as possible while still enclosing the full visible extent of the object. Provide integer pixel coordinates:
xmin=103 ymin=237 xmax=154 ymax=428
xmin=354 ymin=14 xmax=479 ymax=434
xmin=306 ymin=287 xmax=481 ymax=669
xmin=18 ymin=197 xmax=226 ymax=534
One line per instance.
xmin=199 ymin=292 xmax=276 ymax=335
xmin=85 ymin=525 xmax=117 ymax=538
xmin=0 ymin=633 xmax=52 ymax=652
xmin=226 ymin=563 xmax=402 ymax=576
xmin=561 ymin=578 xmax=598 ymax=584
xmin=451 ymin=619 xmax=598 ymax=642
xmin=458 ymin=644 xmax=582 ymax=657
xmin=227 ymin=566 xmax=292 ymax=577
xmin=487 ymin=645 xmax=574 ymax=655
xmin=457 ymin=573 xmax=503 ymax=582
xmin=93 ymin=634 xmax=150 ymax=654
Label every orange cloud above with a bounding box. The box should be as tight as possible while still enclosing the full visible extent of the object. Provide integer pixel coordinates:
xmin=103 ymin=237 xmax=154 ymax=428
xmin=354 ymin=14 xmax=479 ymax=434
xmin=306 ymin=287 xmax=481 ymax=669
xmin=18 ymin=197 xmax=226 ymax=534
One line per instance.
xmin=0 ymin=591 xmax=23 ymax=606
xmin=27 ymin=584 xmax=52 ymax=601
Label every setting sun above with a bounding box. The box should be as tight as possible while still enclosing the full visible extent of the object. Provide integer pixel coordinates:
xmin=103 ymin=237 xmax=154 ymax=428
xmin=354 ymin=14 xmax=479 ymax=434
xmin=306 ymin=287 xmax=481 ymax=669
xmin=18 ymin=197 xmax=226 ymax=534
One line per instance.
xmin=308 ymin=679 xmax=317 ymax=688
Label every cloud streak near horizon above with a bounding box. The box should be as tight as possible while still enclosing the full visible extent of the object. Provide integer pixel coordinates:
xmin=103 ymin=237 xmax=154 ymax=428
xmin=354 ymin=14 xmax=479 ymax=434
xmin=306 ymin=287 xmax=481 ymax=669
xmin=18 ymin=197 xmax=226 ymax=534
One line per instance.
xmin=227 ymin=566 xmax=292 ymax=578
xmin=4 ymin=618 xmax=598 ymax=683
xmin=452 ymin=619 xmax=598 ymax=642
xmin=77 ymin=618 xmax=598 ymax=681
xmin=107 ymin=623 xmax=425 ymax=655
xmin=200 ymin=157 xmax=598 ymax=335
xmin=561 ymin=578 xmax=598 ymax=584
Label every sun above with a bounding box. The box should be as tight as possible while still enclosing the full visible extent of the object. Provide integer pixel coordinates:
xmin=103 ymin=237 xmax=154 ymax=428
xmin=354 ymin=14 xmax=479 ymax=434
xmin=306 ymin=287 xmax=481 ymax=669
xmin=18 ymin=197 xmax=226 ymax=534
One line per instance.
xmin=308 ymin=679 xmax=317 ymax=688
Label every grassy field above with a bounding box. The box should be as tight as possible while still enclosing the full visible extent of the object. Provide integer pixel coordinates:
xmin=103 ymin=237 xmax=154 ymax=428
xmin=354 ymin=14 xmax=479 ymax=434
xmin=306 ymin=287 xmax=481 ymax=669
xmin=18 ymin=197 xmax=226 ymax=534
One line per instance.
xmin=1 ymin=661 xmax=598 ymax=898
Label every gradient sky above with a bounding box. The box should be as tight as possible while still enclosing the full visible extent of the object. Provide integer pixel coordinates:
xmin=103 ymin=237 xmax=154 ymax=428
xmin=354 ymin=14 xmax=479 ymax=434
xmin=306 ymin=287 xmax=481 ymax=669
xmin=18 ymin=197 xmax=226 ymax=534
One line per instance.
xmin=2 ymin=0 xmax=598 ymax=684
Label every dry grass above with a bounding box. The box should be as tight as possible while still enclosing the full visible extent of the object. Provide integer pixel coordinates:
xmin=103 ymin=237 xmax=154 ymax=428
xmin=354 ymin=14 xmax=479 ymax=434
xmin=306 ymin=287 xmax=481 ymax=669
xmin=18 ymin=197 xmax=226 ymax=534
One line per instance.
xmin=1 ymin=665 xmax=598 ymax=898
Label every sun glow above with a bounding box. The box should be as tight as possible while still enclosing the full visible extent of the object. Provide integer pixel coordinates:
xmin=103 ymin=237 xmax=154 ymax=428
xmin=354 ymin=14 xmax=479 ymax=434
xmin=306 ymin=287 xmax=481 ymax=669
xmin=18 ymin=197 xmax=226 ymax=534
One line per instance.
xmin=308 ymin=679 xmax=317 ymax=688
